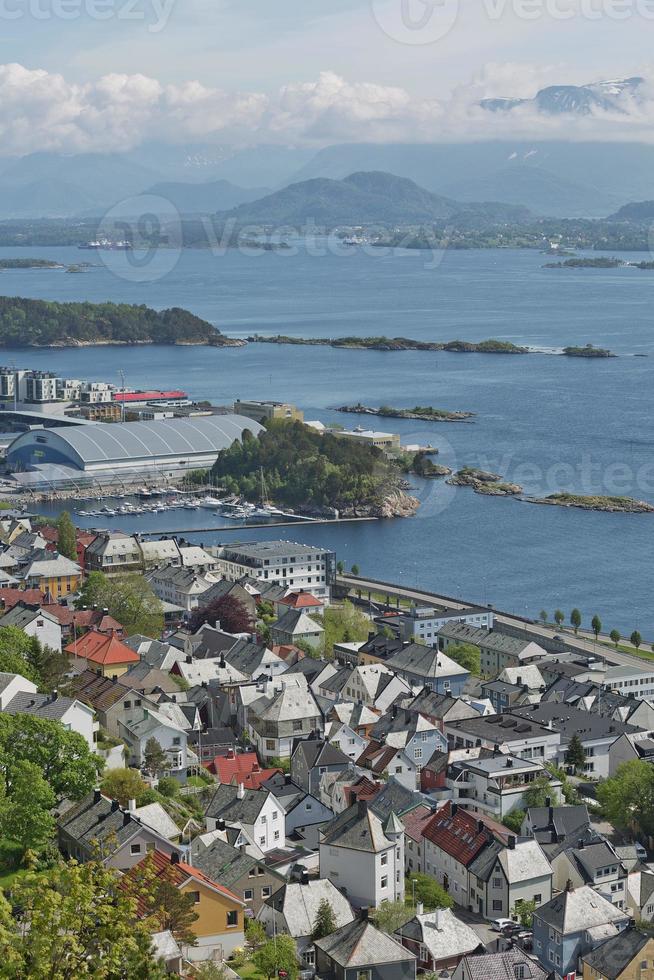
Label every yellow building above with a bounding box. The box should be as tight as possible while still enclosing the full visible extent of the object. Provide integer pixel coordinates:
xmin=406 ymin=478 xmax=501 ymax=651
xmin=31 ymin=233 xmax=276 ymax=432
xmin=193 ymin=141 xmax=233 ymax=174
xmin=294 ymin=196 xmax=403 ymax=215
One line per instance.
xmin=21 ymin=553 xmax=82 ymax=597
xmin=582 ymin=928 xmax=654 ymax=980
xmin=126 ymin=851 xmax=246 ymax=963
xmin=233 ymin=399 xmax=304 ymax=424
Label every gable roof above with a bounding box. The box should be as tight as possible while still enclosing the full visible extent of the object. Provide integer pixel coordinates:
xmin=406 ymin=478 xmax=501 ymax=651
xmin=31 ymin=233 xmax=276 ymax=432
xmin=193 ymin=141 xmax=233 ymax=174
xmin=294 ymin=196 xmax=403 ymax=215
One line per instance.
xmin=315 ymin=918 xmax=414 ymax=967
xmin=422 ymin=801 xmax=492 ymax=866
xmin=266 ymin=879 xmax=354 ymax=938
xmin=535 ymin=884 xmax=629 ymax=933
xmin=321 ymin=800 xmax=397 ymax=853
xmin=582 ymin=928 xmax=651 ymax=979
xmin=279 ymin=591 xmax=323 ymax=610
xmin=205 ymin=783 xmax=272 ymax=824
xmin=66 ymin=631 xmax=140 ymax=666
xmin=400 ymin=908 xmax=482 ymax=961
xmin=123 ymin=849 xmax=244 ymax=912
xmin=459 ymin=949 xmax=548 ymax=980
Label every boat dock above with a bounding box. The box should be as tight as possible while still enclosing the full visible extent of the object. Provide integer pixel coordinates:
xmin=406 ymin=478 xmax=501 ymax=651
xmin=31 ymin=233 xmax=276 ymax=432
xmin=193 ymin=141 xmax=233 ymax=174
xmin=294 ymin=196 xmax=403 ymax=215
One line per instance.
xmin=138 ymin=516 xmax=378 ymax=536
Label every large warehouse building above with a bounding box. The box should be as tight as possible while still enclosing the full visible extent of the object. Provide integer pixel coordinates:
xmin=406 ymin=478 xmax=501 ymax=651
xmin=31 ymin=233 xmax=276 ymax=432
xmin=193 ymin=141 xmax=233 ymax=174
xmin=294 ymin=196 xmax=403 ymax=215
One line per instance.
xmin=6 ymin=414 xmax=263 ymax=489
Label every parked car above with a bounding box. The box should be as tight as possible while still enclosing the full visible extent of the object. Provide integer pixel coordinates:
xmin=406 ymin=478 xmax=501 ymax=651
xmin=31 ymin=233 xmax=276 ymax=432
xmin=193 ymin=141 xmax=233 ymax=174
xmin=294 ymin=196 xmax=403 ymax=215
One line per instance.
xmin=636 ymin=842 xmax=648 ymax=861
xmin=491 ymin=918 xmax=515 ymax=932
xmin=501 ymin=923 xmax=523 ymax=936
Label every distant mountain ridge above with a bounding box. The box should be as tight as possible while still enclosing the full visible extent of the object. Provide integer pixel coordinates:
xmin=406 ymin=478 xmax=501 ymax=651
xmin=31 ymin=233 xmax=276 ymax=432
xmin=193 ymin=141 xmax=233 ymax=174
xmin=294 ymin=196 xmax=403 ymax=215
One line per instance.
xmin=216 ymin=170 xmax=532 ymax=227
xmin=480 ymin=77 xmax=645 ymax=116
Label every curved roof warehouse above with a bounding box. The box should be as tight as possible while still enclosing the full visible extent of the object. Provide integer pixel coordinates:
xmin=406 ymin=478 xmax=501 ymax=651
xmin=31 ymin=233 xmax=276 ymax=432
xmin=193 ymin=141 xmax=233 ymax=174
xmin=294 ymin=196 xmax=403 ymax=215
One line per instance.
xmin=6 ymin=414 xmax=264 ymax=483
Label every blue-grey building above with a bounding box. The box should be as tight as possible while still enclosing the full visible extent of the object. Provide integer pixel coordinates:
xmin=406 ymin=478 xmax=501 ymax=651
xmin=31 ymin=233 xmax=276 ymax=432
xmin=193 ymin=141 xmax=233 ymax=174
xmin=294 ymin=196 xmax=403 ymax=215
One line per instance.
xmin=532 ymin=884 xmax=629 ymax=978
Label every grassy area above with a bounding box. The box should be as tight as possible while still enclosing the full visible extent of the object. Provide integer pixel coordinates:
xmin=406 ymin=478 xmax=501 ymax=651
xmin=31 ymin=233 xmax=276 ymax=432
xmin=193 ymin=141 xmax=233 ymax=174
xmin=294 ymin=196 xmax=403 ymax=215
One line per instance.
xmin=350 ymin=588 xmax=412 ymax=609
xmin=600 ymin=640 xmax=654 ymax=662
xmin=227 ymin=961 xmax=265 ymax=980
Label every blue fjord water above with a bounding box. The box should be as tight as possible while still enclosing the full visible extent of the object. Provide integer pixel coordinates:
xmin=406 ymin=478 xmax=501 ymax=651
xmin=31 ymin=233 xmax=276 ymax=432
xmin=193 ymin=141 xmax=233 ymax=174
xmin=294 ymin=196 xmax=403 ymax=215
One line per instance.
xmin=3 ymin=243 xmax=653 ymax=635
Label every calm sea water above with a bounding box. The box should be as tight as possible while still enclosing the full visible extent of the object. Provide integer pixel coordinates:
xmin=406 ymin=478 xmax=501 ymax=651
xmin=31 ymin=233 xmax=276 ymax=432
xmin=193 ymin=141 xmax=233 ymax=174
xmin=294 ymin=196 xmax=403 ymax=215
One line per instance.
xmin=4 ymin=243 xmax=654 ymax=636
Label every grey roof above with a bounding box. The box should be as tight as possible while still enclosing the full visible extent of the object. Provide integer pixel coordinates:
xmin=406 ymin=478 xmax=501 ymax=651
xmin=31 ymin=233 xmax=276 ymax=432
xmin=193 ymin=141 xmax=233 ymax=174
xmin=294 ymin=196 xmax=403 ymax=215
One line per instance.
xmin=460 ymin=949 xmax=547 ymax=980
xmin=8 ymin=414 xmax=263 ymax=466
xmin=190 ymin=836 xmax=260 ymax=886
xmin=526 ymin=804 xmax=590 ymax=845
xmin=386 ymin=643 xmax=468 ymax=679
xmin=292 ymin=738 xmax=350 ymax=771
xmin=399 ymin=908 xmax=481 ymax=961
xmin=265 ymin=879 xmax=354 ymax=938
xmin=321 ymin=801 xmax=393 ymax=852
xmin=272 ymin=608 xmax=323 ymax=635
xmin=369 ymin=779 xmax=424 ymax=819
xmin=534 ymin=884 xmax=629 ymax=933
xmin=315 ymin=919 xmax=415 ymax=967
xmin=205 ymin=783 xmax=270 ymax=824
xmin=222 ymin=540 xmax=330 ymax=562
xmin=582 ymin=927 xmax=650 ymax=979
xmin=508 ymin=702 xmax=639 ymax=742
xmin=438 ymin=623 xmax=539 ymax=655
xmin=447 ymin=713 xmax=555 ymax=743
xmin=58 ymin=792 xmax=144 ymax=852
xmin=3 ymin=689 xmax=80 ymax=721
xmin=572 ymin=840 xmax=625 ymax=879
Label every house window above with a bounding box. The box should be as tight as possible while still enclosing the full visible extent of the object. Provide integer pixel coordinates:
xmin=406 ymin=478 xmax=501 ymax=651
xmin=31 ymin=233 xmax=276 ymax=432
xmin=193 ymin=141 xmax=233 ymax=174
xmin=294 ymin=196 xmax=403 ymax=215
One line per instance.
xmin=227 ymin=910 xmax=238 ymax=927
xmin=130 ymin=844 xmax=141 ymax=855
xmin=259 ymin=837 xmax=266 ymax=845
xmin=244 ymin=889 xmax=254 ymax=901
xmin=419 ymin=944 xmax=428 ymax=962
xmin=173 ymin=737 xmax=181 ymax=746
xmin=533 ymin=894 xmax=542 ymax=904
xmin=272 ymin=811 xmax=278 ymax=820
xmin=381 ymin=876 xmax=388 ymax=889
xmin=493 ymin=877 xmax=502 ymax=888
xmin=188 ymin=891 xmax=201 ymax=904
xmin=274 ymin=831 xmax=280 ymax=841
xmin=414 ymin=748 xmax=422 ymax=759
xmin=492 ymin=900 xmax=503 ymax=911
xmin=357 ymin=971 xmax=371 ymax=980
xmin=381 ymin=853 xmax=388 ymax=866
xmin=548 ymin=952 xmax=555 ymax=964
xmin=266 ymin=740 xmax=275 ymax=750
xmin=261 ymin=816 xmax=267 ymax=824
xmin=262 ymin=886 xmax=272 ymax=898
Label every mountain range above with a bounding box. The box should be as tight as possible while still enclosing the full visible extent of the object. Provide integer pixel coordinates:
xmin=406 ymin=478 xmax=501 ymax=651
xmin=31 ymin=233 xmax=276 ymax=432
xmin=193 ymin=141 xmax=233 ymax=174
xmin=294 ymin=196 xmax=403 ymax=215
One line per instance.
xmin=480 ymin=76 xmax=645 ymax=116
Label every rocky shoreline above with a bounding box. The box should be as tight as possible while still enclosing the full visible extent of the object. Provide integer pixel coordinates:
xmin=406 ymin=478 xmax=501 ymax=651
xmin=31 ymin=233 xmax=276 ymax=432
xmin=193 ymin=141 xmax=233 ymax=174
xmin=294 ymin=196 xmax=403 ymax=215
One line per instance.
xmin=447 ymin=468 xmax=523 ymax=496
xmin=526 ymin=493 xmax=654 ymax=513
xmin=336 ymin=403 xmax=475 ymax=422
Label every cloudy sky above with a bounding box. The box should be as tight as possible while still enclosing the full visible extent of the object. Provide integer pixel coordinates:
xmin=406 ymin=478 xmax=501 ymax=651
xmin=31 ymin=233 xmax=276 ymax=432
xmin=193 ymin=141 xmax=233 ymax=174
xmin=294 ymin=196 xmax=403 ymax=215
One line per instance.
xmin=1 ymin=0 xmax=654 ymax=153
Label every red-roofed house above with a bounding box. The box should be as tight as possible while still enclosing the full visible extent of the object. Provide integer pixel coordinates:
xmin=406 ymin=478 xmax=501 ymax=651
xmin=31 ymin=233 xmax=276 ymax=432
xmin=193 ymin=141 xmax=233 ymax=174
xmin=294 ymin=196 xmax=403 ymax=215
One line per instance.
xmin=276 ymin=590 xmax=324 ymax=614
xmin=0 ymin=588 xmax=47 ymax=611
xmin=42 ymin=604 xmax=124 ymax=641
xmin=66 ymin=630 xmax=140 ymax=677
xmin=403 ymin=803 xmax=437 ymax=876
xmin=123 ymin=850 xmax=245 ymax=962
xmin=423 ymin=801 xmax=502 ymax=907
xmin=39 ymin=525 xmax=97 ymax=569
xmin=205 ymin=748 xmax=279 ymax=788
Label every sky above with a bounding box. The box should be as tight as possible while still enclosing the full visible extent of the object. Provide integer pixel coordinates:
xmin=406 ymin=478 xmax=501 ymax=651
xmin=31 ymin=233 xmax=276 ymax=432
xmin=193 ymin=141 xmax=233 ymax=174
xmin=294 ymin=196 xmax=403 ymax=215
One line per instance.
xmin=1 ymin=0 xmax=654 ymax=153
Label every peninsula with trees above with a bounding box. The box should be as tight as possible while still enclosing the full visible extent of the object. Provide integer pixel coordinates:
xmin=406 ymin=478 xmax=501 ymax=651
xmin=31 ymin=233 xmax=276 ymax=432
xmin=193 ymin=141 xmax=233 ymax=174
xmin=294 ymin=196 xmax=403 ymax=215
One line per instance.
xmin=0 ymin=296 xmax=243 ymax=348
xmin=527 ymin=492 xmax=654 ymax=513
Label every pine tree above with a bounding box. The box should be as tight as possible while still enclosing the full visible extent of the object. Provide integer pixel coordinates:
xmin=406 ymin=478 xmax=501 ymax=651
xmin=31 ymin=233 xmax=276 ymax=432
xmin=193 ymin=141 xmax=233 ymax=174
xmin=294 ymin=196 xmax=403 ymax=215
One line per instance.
xmin=144 ymin=737 xmax=168 ymax=777
xmin=566 ymin=734 xmax=586 ymax=772
xmin=56 ymin=510 xmax=78 ymax=561
xmin=312 ymin=897 xmax=337 ymax=939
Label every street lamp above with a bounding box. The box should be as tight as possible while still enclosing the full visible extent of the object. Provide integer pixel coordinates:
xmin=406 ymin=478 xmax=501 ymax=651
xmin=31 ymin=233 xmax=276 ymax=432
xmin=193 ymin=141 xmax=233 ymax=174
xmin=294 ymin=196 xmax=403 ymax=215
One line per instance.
xmin=412 ymin=878 xmax=418 ymax=908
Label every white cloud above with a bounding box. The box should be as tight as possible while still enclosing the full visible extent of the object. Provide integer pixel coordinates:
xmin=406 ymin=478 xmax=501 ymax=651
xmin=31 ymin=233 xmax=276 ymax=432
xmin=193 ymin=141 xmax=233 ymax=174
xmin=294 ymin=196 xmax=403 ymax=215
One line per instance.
xmin=1 ymin=61 xmax=654 ymax=155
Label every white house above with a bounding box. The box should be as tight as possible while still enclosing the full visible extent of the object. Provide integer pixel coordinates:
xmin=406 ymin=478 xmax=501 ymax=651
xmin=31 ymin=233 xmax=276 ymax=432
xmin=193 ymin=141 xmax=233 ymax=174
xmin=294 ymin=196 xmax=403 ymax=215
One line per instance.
xmin=119 ymin=707 xmax=188 ymax=779
xmin=204 ymin=783 xmax=286 ymax=853
xmin=0 ymin=670 xmax=37 ymax=709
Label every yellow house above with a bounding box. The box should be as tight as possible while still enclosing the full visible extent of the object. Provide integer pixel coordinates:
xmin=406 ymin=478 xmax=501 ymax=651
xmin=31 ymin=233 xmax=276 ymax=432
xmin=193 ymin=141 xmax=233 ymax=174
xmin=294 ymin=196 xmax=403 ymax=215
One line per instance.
xmin=582 ymin=928 xmax=654 ymax=980
xmin=126 ymin=850 xmax=246 ymax=963
xmin=21 ymin=553 xmax=82 ymax=598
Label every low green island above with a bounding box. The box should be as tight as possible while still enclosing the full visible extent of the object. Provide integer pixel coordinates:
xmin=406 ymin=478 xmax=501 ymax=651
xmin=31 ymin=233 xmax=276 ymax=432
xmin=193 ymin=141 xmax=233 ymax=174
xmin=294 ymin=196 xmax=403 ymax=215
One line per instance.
xmin=544 ymin=257 xmax=624 ymax=269
xmin=0 ymin=296 xmax=242 ymax=348
xmin=562 ymin=344 xmax=615 ymax=358
xmin=336 ymin=403 xmax=475 ymax=422
xmin=249 ymin=334 xmax=529 ymax=354
xmin=529 ymin=492 xmax=654 ymax=513
xmin=447 ymin=468 xmax=523 ymax=496
xmin=0 ymin=258 xmax=63 ymax=269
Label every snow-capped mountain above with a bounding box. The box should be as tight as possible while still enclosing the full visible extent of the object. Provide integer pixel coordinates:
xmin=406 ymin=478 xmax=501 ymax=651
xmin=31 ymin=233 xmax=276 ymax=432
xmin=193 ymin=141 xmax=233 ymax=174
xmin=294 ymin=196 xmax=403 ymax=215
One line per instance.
xmin=481 ymin=76 xmax=645 ymax=115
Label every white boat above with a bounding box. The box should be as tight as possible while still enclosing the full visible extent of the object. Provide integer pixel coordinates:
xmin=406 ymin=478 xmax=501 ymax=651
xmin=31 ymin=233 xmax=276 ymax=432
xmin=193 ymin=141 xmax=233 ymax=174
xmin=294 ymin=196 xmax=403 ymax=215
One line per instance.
xmin=78 ymin=510 xmax=90 ymax=517
xmin=199 ymin=496 xmax=223 ymax=507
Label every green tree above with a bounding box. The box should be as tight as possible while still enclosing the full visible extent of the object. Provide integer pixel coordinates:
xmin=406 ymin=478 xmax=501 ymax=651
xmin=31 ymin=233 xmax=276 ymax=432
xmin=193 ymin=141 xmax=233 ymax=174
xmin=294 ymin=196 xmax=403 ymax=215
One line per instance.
xmin=371 ymin=899 xmax=412 ymax=934
xmin=539 ymin=610 xmax=548 ymax=624
xmin=570 ymin=609 xmax=582 ymax=634
xmin=101 ymin=768 xmax=148 ymax=807
xmin=312 ymin=897 xmax=338 ymax=939
xmin=0 ymin=713 xmax=102 ymax=800
xmin=0 ymin=760 xmax=55 ymax=857
xmin=610 ymin=629 xmax=621 ymax=648
xmin=591 ymin=615 xmax=602 ymax=641
xmin=445 ymin=642 xmax=481 ymax=676
xmin=512 ymin=899 xmax=536 ymax=927
xmin=566 ymin=734 xmax=586 ymax=772
xmin=318 ymin=600 xmax=370 ymax=657
xmin=25 ymin=637 xmax=70 ymax=694
xmin=503 ymin=809 xmax=525 ymax=834
xmin=554 ymin=609 xmax=565 ymax=627
xmin=524 ymin=776 xmax=553 ymax=808
xmin=631 ymin=630 xmax=643 ymax=650
xmin=56 ymin=511 xmax=78 ymax=562
xmin=157 ymin=776 xmax=180 ymax=799
xmin=76 ymin=571 xmax=163 ymax=638
xmin=244 ymin=918 xmax=267 ymax=951
xmin=597 ymin=760 xmax=654 ymax=837
xmin=409 ymin=872 xmax=454 ymax=910
xmin=253 ymin=935 xmax=298 ymax=980
xmin=0 ymin=626 xmax=41 ymax=685
xmin=336 ymin=561 xmax=344 ymax=575
xmin=4 ymin=860 xmax=167 ymax=978
xmin=144 ymin=738 xmax=168 ymax=777
xmin=123 ymin=851 xmax=198 ymax=945
xmin=351 ymin=564 xmax=360 ymax=576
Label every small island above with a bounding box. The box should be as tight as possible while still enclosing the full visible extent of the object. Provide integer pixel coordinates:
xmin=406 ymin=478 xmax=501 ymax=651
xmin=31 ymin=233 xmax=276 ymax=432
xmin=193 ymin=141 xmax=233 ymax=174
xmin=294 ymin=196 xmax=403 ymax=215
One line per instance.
xmin=0 ymin=258 xmax=63 ymax=269
xmin=336 ymin=403 xmax=475 ymax=422
xmin=544 ymin=257 xmax=624 ymax=269
xmin=563 ymin=344 xmax=615 ymax=358
xmin=447 ymin=467 xmax=523 ymax=496
xmin=528 ymin=492 xmax=654 ymax=513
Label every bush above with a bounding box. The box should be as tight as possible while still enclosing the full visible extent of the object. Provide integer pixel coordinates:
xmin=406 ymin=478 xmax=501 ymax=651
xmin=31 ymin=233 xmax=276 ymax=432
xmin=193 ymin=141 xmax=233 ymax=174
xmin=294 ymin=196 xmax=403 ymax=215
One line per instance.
xmin=157 ymin=777 xmax=180 ymax=798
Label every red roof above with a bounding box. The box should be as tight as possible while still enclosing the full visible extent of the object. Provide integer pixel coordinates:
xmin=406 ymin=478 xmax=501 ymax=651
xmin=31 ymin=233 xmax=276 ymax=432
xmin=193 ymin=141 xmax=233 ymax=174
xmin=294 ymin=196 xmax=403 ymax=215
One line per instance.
xmin=0 ymin=588 xmax=46 ymax=611
xmin=239 ymin=767 xmax=282 ymax=790
xmin=422 ymin=801 xmax=491 ymax=865
xmin=207 ymin=750 xmax=260 ymax=783
xmin=42 ymin=605 xmax=124 ymax=634
xmin=271 ymin=644 xmax=306 ymax=662
xmin=123 ymin=850 xmax=243 ymax=914
xmin=66 ymin=630 xmax=139 ymax=666
xmin=402 ymin=803 xmax=436 ymax=843
xmin=278 ymin=591 xmax=323 ymax=609
xmin=113 ymin=390 xmax=186 ymax=403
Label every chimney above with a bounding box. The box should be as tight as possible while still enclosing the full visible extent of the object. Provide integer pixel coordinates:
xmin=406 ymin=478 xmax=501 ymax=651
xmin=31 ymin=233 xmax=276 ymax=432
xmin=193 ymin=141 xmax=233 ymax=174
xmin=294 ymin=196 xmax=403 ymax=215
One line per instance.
xmin=358 ymin=799 xmax=368 ymax=817
xmin=565 ymin=878 xmax=573 ymax=892
xmin=416 ymin=901 xmax=424 ymax=916
xmin=123 ymin=811 xmax=131 ymax=827
xmin=217 ymin=818 xmax=226 ymax=831
xmin=545 ymin=796 xmax=551 ymax=808
xmin=93 ymin=787 xmax=102 ymax=804
xmin=478 ymin=820 xmax=485 ymax=833
xmin=171 ymin=852 xmax=180 ymax=864
xmin=508 ymin=835 xmax=516 ymax=850
xmin=434 ymin=907 xmax=444 ymax=929
xmin=128 ymin=798 xmax=137 ymax=812
xmin=300 ymin=869 xmax=309 ymax=885
xmin=237 ymin=782 xmax=245 ymax=799
xmin=578 ymin=840 xmax=585 ymax=850
xmin=451 ymin=803 xmax=458 ymax=817
xmin=359 ymin=906 xmax=369 ymax=921
xmin=186 ymin=655 xmax=193 ymax=664
xmin=517 ymin=675 xmax=522 ymax=687
xmin=227 ymin=749 xmax=235 ymax=759
xmin=111 ymin=799 xmax=120 ymax=812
